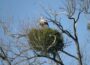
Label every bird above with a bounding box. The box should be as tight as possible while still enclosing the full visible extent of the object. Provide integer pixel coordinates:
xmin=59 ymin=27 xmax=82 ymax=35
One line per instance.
xmin=39 ymin=17 xmax=49 ymax=29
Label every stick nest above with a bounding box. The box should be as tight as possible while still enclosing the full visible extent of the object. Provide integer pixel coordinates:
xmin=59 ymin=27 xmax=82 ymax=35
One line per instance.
xmin=28 ymin=28 xmax=64 ymax=53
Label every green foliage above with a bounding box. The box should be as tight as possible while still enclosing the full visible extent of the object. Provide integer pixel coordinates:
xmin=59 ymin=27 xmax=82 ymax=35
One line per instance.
xmin=28 ymin=28 xmax=64 ymax=53
xmin=88 ymin=23 xmax=90 ymax=30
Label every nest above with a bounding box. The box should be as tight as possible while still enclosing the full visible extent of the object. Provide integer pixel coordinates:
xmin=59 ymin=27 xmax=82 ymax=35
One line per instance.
xmin=28 ymin=28 xmax=64 ymax=53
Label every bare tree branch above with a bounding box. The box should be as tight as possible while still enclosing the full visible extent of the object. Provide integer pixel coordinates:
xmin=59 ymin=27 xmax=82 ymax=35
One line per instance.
xmin=0 ymin=47 xmax=11 ymax=65
xmin=61 ymin=50 xmax=78 ymax=60
xmin=47 ymin=18 xmax=75 ymax=41
xmin=68 ymin=10 xmax=83 ymax=65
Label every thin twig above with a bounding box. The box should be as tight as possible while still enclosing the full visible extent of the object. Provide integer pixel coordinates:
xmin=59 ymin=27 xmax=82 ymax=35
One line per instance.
xmin=0 ymin=47 xmax=11 ymax=65
xmin=61 ymin=50 xmax=78 ymax=60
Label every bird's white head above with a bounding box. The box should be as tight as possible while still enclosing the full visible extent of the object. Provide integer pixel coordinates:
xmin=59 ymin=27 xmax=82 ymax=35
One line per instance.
xmin=39 ymin=17 xmax=49 ymax=28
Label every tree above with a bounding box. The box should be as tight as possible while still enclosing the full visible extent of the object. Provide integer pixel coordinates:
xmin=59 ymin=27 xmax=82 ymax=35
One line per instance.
xmin=87 ymin=23 xmax=90 ymax=30
xmin=42 ymin=0 xmax=90 ymax=65
xmin=0 ymin=0 xmax=90 ymax=65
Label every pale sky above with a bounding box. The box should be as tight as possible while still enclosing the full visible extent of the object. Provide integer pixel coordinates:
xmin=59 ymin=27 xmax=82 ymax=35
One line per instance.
xmin=0 ymin=0 xmax=90 ymax=65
